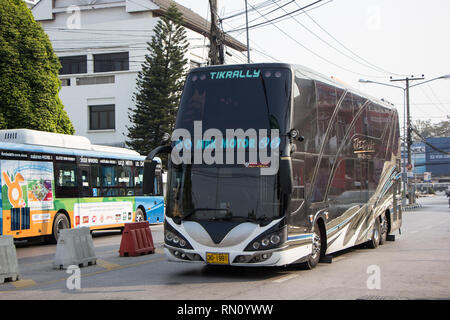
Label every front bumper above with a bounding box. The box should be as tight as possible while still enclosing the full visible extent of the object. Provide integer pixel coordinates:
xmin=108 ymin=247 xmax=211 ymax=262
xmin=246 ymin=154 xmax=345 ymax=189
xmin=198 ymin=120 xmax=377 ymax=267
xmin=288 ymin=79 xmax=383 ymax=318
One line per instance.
xmin=164 ymin=243 xmax=313 ymax=267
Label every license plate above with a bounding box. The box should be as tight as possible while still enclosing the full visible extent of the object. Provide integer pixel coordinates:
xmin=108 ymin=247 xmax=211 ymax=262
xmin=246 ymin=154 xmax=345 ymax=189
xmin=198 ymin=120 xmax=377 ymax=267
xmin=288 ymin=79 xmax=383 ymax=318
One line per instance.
xmin=206 ymin=252 xmax=229 ymax=265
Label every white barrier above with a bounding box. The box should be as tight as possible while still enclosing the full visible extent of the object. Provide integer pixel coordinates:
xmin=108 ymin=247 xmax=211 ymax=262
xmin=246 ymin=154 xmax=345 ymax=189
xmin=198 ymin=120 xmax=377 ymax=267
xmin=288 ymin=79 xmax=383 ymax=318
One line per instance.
xmin=53 ymin=227 xmax=97 ymax=269
xmin=0 ymin=235 xmax=20 ymax=284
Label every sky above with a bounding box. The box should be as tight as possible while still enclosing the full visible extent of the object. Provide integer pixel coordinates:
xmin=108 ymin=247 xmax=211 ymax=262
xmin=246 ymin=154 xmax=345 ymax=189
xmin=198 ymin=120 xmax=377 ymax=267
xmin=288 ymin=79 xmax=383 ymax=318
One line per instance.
xmin=176 ymin=0 xmax=450 ymax=133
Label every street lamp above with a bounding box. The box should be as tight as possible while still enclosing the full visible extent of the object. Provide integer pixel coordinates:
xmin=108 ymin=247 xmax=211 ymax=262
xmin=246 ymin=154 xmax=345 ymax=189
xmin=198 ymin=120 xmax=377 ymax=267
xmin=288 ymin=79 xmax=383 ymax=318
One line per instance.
xmin=360 ymin=74 xmax=450 ymax=205
xmin=410 ymin=74 xmax=450 ymax=88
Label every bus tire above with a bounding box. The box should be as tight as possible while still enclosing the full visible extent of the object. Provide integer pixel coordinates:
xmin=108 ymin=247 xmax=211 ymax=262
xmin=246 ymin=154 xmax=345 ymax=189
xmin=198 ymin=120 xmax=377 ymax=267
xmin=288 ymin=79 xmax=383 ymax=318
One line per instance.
xmin=51 ymin=213 xmax=70 ymax=244
xmin=367 ymin=217 xmax=381 ymax=249
xmin=302 ymin=223 xmax=322 ymax=270
xmin=135 ymin=208 xmax=146 ymax=222
xmin=379 ymin=214 xmax=388 ymax=245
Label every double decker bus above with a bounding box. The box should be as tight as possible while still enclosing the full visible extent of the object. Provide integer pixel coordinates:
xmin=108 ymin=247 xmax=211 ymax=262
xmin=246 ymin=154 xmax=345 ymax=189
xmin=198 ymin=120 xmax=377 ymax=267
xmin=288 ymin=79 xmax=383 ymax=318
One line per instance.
xmin=145 ymin=63 xmax=402 ymax=268
xmin=0 ymin=129 xmax=164 ymax=242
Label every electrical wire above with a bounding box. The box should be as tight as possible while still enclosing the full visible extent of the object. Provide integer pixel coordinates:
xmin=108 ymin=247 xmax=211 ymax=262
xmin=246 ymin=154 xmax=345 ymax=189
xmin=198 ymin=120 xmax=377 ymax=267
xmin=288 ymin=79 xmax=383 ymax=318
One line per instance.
xmin=292 ymin=1 xmax=408 ymax=77
xmin=226 ymin=0 xmax=323 ymax=33
xmin=270 ymin=0 xmax=404 ymax=77
xmin=243 ymin=1 xmax=390 ymax=78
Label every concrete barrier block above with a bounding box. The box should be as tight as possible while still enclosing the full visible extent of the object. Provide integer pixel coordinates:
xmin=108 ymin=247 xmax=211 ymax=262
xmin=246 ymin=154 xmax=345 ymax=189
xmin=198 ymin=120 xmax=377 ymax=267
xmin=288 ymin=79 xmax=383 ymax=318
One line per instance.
xmin=0 ymin=235 xmax=20 ymax=284
xmin=53 ymin=227 xmax=97 ymax=269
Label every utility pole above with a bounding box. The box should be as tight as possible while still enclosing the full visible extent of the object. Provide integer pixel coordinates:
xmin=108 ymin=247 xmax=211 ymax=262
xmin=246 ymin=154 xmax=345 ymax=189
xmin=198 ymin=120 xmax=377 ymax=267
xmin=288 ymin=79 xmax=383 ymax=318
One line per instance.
xmin=208 ymin=0 xmax=224 ymax=65
xmin=244 ymin=0 xmax=250 ymax=63
xmin=390 ymin=75 xmax=425 ymax=205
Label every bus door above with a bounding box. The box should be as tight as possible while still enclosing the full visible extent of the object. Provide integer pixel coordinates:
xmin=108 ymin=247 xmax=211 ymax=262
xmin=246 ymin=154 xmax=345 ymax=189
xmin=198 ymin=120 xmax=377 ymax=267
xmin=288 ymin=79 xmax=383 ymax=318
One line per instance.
xmin=288 ymin=155 xmax=306 ymax=228
xmin=79 ymin=164 xmax=93 ymax=197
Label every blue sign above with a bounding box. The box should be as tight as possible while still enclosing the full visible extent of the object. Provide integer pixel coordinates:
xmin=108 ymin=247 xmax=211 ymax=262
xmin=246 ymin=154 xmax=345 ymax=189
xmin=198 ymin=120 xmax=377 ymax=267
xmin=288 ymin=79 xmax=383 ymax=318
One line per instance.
xmin=425 ymin=137 xmax=450 ymax=176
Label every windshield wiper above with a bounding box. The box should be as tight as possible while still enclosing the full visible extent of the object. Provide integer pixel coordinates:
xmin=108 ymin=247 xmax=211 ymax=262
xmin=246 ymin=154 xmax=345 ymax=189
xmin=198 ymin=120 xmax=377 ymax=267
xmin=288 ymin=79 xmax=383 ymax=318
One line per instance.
xmin=173 ymin=208 xmax=229 ymax=224
xmin=259 ymin=72 xmax=272 ymax=130
xmin=212 ymin=214 xmax=273 ymax=226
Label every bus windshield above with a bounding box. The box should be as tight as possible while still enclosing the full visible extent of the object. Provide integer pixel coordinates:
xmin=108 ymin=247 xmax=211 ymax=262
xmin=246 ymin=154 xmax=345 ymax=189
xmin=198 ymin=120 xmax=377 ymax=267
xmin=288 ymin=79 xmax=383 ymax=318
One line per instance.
xmin=167 ymin=164 xmax=282 ymax=223
xmin=176 ymin=67 xmax=291 ymax=135
xmin=167 ymin=66 xmax=292 ymax=223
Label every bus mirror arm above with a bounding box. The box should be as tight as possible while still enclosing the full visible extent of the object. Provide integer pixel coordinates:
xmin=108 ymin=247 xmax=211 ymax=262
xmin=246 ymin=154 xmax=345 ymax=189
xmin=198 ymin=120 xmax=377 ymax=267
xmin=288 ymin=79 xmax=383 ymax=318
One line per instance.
xmin=143 ymin=145 xmax=172 ymax=194
xmin=287 ymin=129 xmax=304 ymax=142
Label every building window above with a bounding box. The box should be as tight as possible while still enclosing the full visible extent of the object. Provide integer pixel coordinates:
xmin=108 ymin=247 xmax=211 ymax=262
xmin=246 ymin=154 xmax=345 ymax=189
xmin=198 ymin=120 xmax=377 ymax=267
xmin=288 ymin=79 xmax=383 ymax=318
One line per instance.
xmin=76 ymin=75 xmax=115 ymax=86
xmin=93 ymin=52 xmax=129 ymax=73
xmin=89 ymin=104 xmax=115 ymax=130
xmin=59 ymin=55 xmax=87 ymax=75
xmin=60 ymin=78 xmax=71 ymax=86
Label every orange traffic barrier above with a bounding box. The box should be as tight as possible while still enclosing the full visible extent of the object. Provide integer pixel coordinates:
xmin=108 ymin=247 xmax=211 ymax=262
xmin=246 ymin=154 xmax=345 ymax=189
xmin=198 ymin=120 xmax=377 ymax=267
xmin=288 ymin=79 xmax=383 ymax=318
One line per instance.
xmin=119 ymin=221 xmax=155 ymax=257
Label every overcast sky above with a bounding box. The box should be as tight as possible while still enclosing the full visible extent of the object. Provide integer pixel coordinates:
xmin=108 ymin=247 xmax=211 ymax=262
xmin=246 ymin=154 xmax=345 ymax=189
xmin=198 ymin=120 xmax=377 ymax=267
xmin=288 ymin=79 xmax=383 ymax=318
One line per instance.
xmin=176 ymin=0 xmax=450 ymax=131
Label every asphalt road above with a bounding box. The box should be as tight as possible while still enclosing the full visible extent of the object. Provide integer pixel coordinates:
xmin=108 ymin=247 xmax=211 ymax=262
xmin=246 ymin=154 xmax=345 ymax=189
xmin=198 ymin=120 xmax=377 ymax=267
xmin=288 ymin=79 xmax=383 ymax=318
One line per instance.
xmin=1 ymin=195 xmax=449 ymax=300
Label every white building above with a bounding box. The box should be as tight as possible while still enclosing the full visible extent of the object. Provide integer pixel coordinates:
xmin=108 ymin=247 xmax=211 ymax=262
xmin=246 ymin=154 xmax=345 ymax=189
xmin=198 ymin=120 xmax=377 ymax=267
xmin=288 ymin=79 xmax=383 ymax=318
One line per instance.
xmin=30 ymin=0 xmax=247 ymax=148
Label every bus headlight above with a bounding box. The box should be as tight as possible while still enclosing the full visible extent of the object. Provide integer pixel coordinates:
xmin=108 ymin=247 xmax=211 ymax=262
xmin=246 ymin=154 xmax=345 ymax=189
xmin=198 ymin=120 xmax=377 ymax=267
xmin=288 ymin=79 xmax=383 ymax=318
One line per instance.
xmin=164 ymin=222 xmax=193 ymax=249
xmin=244 ymin=225 xmax=287 ymax=251
xmin=270 ymin=234 xmax=281 ymax=245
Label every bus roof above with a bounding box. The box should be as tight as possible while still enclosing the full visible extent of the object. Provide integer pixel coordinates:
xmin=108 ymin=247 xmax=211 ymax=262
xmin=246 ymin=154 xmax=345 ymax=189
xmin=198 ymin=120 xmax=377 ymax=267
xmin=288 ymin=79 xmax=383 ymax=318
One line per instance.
xmin=0 ymin=129 xmax=159 ymax=162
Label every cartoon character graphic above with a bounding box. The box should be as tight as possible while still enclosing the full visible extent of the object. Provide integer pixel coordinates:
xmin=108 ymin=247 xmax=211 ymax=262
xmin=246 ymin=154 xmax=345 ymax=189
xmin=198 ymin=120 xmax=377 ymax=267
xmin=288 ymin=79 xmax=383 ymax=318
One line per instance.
xmin=2 ymin=172 xmax=26 ymax=208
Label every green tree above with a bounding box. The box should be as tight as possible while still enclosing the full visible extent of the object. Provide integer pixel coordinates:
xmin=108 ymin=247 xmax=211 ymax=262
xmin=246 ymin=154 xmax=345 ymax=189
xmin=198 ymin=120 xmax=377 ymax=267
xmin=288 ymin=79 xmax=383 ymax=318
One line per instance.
xmin=412 ymin=119 xmax=450 ymax=139
xmin=0 ymin=0 xmax=74 ymax=134
xmin=127 ymin=4 xmax=188 ymax=155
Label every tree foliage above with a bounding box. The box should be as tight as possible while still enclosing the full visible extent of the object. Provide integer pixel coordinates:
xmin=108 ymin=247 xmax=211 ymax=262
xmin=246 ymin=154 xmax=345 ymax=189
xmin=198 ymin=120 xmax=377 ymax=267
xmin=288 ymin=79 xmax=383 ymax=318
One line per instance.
xmin=412 ymin=119 xmax=450 ymax=140
xmin=0 ymin=0 xmax=74 ymax=134
xmin=127 ymin=4 xmax=188 ymax=155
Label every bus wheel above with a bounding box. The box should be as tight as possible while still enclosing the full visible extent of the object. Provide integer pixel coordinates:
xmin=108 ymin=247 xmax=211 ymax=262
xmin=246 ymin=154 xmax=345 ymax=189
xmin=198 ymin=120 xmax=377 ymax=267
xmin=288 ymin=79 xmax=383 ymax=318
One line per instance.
xmin=303 ymin=223 xmax=321 ymax=270
xmin=135 ymin=208 xmax=145 ymax=222
xmin=367 ymin=217 xmax=381 ymax=249
xmin=51 ymin=213 xmax=70 ymax=244
xmin=379 ymin=214 xmax=388 ymax=245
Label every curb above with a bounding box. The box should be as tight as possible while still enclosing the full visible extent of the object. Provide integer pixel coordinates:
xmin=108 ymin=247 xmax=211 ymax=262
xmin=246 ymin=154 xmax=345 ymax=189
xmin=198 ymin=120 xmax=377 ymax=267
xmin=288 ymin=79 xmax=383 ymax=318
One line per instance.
xmin=401 ymin=203 xmax=422 ymax=211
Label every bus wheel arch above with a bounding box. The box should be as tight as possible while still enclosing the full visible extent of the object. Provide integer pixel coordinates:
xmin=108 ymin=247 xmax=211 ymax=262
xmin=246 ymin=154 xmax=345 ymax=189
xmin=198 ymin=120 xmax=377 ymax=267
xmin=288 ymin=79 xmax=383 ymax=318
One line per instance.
xmin=50 ymin=210 xmax=71 ymax=243
xmin=303 ymin=218 xmax=326 ymax=270
xmin=316 ymin=217 xmax=327 ymax=257
xmin=367 ymin=214 xmax=381 ymax=249
xmin=135 ymin=206 xmax=147 ymax=222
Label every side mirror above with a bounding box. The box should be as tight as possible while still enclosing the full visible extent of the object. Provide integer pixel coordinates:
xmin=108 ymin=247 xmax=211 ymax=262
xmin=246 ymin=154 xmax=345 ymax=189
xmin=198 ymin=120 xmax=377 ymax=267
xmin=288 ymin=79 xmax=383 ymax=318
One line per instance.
xmin=143 ymin=160 xmax=158 ymax=194
xmin=287 ymin=129 xmax=304 ymax=142
xmin=160 ymin=132 xmax=171 ymax=145
xmin=143 ymin=145 xmax=172 ymax=194
xmin=279 ymin=157 xmax=293 ymax=194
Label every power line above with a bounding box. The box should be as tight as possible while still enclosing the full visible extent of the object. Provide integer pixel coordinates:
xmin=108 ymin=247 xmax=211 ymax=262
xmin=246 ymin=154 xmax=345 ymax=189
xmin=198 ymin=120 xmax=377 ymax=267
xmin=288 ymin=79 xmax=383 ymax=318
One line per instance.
xmin=418 ymin=86 xmax=448 ymax=114
xmin=226 ymin=0 xmax=296 ymax=30
xmin=226 ymin=0 xmax=323 ymax=33
xmin=243 ymin=1 xmax=389 ymax=78
xmin=411 ymin=126 xmax=450 ymax=155
xmin=220 ymin=0 xmax=283 ymax=21
xmin=269 ymin=0 xmax=396 ymax=77
xmin=293 ymin=1 xmax=408 ymax=77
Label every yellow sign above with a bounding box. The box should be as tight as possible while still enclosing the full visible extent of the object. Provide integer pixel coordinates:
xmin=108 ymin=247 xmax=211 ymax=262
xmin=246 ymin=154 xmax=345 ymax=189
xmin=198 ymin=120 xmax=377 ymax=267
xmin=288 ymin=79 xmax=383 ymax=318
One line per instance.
xmin=206 ymin=252 xmax=229 ymax=265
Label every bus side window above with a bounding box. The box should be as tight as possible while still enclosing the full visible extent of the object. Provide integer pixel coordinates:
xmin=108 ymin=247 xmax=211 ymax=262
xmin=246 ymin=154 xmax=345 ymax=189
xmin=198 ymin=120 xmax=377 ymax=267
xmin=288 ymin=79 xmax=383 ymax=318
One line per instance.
xmin=133 ymin=166 xmax=144 ymax=195
xmin=55 ymin=162 xmax=79 ymax=198
xmin=154 ymin=172 xmax=163 ymax=196
xmin=118 ymin=165 xmax=133 ymax=196
xmin=91 ymin=164 xmax=101 ymax=196
xmin=101 ymin=165 xmax=118 ymax=196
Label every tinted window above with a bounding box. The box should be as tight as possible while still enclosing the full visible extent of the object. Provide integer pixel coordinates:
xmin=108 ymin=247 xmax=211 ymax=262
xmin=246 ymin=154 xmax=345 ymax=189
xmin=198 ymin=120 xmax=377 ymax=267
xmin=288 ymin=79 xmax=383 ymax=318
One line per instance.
xmin=55 ymin=162 xmax=79 ymax=198
xmin=90 ymin=105 xmax=115 ymax=130
xmin=94 ymin=52 xmax=129 ymax=73
xmin=59 ymin=55 xmax=87 ymax=75
xmin=176 ymin=68 xmax=291 ymax=135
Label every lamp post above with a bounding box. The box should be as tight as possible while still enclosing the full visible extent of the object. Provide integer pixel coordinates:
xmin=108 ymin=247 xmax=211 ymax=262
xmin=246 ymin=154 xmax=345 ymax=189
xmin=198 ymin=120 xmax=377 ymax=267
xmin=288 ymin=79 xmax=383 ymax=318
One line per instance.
xmin=359 ymin=79 xmax=407 ymax=206
xmin=359 ymin=74 xmax=450 ymax=205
